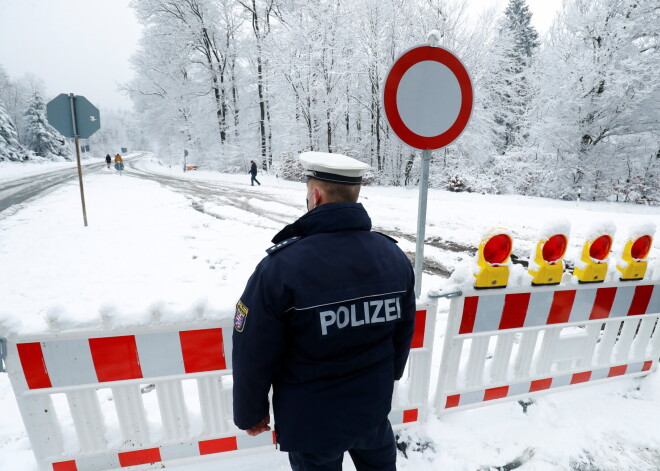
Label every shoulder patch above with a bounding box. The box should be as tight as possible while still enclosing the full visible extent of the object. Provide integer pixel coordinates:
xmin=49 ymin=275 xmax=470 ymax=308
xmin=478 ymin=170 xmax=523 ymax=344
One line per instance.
xmin=235 ymin=300 xmax=249 ymax=332
xmin=266 ymin=236 xmax=301 ymax=255
xmin=373 ymin=232 xmax=398 ymax=244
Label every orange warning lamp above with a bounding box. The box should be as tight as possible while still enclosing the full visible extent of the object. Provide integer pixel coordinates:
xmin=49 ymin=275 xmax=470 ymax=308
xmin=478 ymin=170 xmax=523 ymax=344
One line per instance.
xmin=573 ymin=234 xmax=612 ymax=283
xmin=474 ymin=230 xmax=513 ymax=289
xmin=529 ymin=234 xmax=568 ymax=285
xmin=617 ymin=234 xmax=653 ymax=281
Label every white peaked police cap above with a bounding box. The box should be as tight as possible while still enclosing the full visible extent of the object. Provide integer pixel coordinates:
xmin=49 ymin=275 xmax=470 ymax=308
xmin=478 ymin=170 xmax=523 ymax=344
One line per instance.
xmin=299 ymin=151 xmax=371 ymax=185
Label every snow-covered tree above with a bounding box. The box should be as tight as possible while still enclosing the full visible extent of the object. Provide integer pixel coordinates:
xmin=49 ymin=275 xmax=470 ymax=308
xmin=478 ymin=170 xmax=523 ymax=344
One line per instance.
xmin=490 ymin=0 xmax=539 ymax=152
xmin=120 ymin=0 xmax=660 ymax=204
xmin=23 ymin=91 xmax=70 ymax=160
xmin=529 ymin=0 xmax=660 ymax=200
xmin=0 ymin=99 xmax=28 ymax=161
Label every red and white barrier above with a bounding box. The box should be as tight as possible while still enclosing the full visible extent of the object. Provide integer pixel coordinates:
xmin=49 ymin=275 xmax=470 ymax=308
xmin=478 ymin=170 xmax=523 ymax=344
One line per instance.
xmin=3 ymin=300 xmax=436 ymax=471
xmin=435 ymin=281 xmax=660 ymax=414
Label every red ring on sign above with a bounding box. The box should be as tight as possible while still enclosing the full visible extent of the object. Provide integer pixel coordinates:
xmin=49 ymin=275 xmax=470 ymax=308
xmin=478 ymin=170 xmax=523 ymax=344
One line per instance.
xmin=384 ymin=46 xmax=473 ymax=150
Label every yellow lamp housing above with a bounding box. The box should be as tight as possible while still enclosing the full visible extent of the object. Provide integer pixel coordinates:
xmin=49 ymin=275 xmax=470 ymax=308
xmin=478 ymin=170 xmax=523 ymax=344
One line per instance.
xmin=616 ymin=235 xmax=653 ymax=281
xmin=573 ymin=235 xmax=612 ymax=283
xmin=529 ymin=234 xmax=568 ymax=285
xmin=474 ymin=230 xmax=513 ymax=289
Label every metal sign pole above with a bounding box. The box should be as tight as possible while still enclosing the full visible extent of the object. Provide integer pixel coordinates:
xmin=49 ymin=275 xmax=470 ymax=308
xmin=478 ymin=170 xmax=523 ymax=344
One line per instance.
xmin=69 ymin=93 xmax=88 ymax=227
xmin=414 ymin=149 xmax=431 ymax=297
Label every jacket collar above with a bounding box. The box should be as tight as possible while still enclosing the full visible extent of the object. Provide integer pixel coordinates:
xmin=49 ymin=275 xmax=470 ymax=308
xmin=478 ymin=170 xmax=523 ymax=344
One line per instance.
xmin=271 ymin=203 xmax=372 ymax=243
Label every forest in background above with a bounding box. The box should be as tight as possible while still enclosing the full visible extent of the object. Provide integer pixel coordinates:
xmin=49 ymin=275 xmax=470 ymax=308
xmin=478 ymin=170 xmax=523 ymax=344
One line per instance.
xmin=126 ymin=0 xmax=659 ymax=203
xmin=2 ymin=0 xmax=659 ymax=204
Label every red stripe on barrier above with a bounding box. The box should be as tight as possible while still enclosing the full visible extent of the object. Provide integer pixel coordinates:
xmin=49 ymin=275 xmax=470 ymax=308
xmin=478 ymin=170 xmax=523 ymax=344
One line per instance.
xmin=459 ymin=297 xmax=478 ymax=334
xmin=52 ymin=461 xmax=77 ymax=471
xmin=403 ymin=409 xmax=419 ymax=423
xmin=529 ymin=378 xmax=552 ymax=392
xmin=608 ymin=365 xmax=627 ymax=377
xmin=484 ymin=386 xmax=509 ymax=401
xmin=642 ymin=361 xmax=653 ymax=372
xmin=589 ymin=287 xmax=617 ymax=320
xmin=199 ymin=436 xmax=238 ymax=455
xmin=118 ymin=448 xmax=162 ymax=467
xmin=499 ymin=293 xmax=530 ymax=330
xmin=570 ymin=371 xmax=592 ymax=384
xmin=411 ymin=310 xmax=426 ymax=349
xmin=445 ymin=395 xmax=460 ymax=408
xmin=180 ymin=328 xmax=227 ymax=373
xmin=17 ymin=342 xmax=52 ymax=390
xmin=272 ymin=431 xmax=277 ymax=445
xmin=547 ymin=290 xmax=576 ymax=324
xmin=627 ymin=285 xmax=654 ymax=316
xmin=89 ymin=336 xmax=143 ymax=382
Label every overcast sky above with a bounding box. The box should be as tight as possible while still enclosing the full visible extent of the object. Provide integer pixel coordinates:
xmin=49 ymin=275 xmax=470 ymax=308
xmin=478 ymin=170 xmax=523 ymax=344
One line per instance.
xmin=0 ymin=0 xmax=563 ymax=113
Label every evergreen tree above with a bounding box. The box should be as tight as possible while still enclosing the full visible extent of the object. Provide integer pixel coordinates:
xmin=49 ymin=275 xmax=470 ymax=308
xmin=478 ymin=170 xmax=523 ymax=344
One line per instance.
xmin=492 ymin=0 xmax=539 ymax=152
xmin=0 ymin=99 xmax=28 ymax=162
xmin=24 ymin=91 xmax=70 ymax=159
xmin=503 ymin=0 xmax=539 ymax=61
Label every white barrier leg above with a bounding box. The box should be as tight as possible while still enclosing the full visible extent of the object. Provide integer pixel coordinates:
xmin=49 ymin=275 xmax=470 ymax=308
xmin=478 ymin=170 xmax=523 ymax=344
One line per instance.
xmin=465 ymin=337 xmax=489 ymax=388
xmin=613 ymin=319 xmax=641 ymax=364
xmin=408 ymin=351 xmax=430 ymax=406
xmin=490 ymin=333 xmax=515 ymax=383
xmin=15 ymin=394 xmax=63 ymax=467
xmin=631 ymin=318 xmax=657 ymax=361
xmin=67 ymin=389 xmax=107 ymax=453
xmin=650 ymin=319 xmax=660 ymax=358
xmin=513 ymin=331 xmax=539 ymax=378
xmin=577 ymin=324 xmax=602 ymax=370
xmin=596 ymin=321 xmax=621 ymax=366
xmin=197 ymin=376 xmax=228 ymax=435
xmin=438 ymin=338 xmax=464 ymax=395
xmin=112 ymin=384 xmax=149 ymax=447
xmin=535 ymin=327 xmax=561 ymax=376
xmin=156 ymin=380 xmax=189 ymax=441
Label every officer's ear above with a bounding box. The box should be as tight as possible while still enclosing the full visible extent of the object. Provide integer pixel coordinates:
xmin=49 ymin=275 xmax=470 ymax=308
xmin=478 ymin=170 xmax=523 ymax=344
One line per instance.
xmin=312 ymin=186 xmax=322 ymax=207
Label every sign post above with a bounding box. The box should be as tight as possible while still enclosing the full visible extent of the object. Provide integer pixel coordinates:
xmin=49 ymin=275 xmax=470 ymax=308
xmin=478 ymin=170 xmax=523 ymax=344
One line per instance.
xmin=46 ymin=93 xmax=101 ymax=227
xmin=383 ymin=37 xmax=473 ymax=297
xmin=415 ymin=149 xmax=431 ymax=296
xmin=69 ymin=94 xmax=88 ymax=226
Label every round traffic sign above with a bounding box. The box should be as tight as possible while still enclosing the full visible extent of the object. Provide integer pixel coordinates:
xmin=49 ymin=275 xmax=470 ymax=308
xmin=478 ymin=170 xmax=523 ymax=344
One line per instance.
xmin=383 ymin=46 xmax=473 ymax=150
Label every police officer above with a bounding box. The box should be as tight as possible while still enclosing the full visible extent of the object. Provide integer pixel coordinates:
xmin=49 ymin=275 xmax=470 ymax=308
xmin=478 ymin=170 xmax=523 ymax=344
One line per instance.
xmin=232 ymin=151 xmax=416 ymax=471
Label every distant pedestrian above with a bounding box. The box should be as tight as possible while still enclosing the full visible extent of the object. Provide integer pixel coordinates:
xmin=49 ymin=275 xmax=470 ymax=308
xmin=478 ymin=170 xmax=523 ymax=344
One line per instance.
xmin=249 ymin=160 xmax=261 ymax=186
xmin=105 ymin=154 xmax=111 ymax=168
xmin=114 ymin=154 xmax=124 ymax=174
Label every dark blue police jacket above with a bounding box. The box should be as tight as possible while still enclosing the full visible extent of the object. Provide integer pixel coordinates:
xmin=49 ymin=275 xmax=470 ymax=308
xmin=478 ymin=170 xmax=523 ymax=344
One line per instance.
xmin=232 ymin=202 xmax=415 ymax=453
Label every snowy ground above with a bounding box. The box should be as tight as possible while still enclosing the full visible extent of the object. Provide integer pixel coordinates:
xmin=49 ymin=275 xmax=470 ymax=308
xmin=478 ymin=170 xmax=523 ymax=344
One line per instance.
xmin=1 ymin=153 xmax=660 ymax=470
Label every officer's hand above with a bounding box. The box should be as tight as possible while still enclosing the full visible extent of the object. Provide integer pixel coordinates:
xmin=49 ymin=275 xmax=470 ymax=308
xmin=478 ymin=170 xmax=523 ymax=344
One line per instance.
xmin=246 ymin=416 xmax=271 ymax=436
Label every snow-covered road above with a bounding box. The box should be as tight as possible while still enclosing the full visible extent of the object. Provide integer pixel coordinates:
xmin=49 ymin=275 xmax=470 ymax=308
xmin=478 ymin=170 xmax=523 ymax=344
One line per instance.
xmin=0 ymin=156 xmax=144 ymax=218
xmin=122 ymin=158 xmax=503 ymax=278
xmin=0 ymin=162 xmax=103 ymax=215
